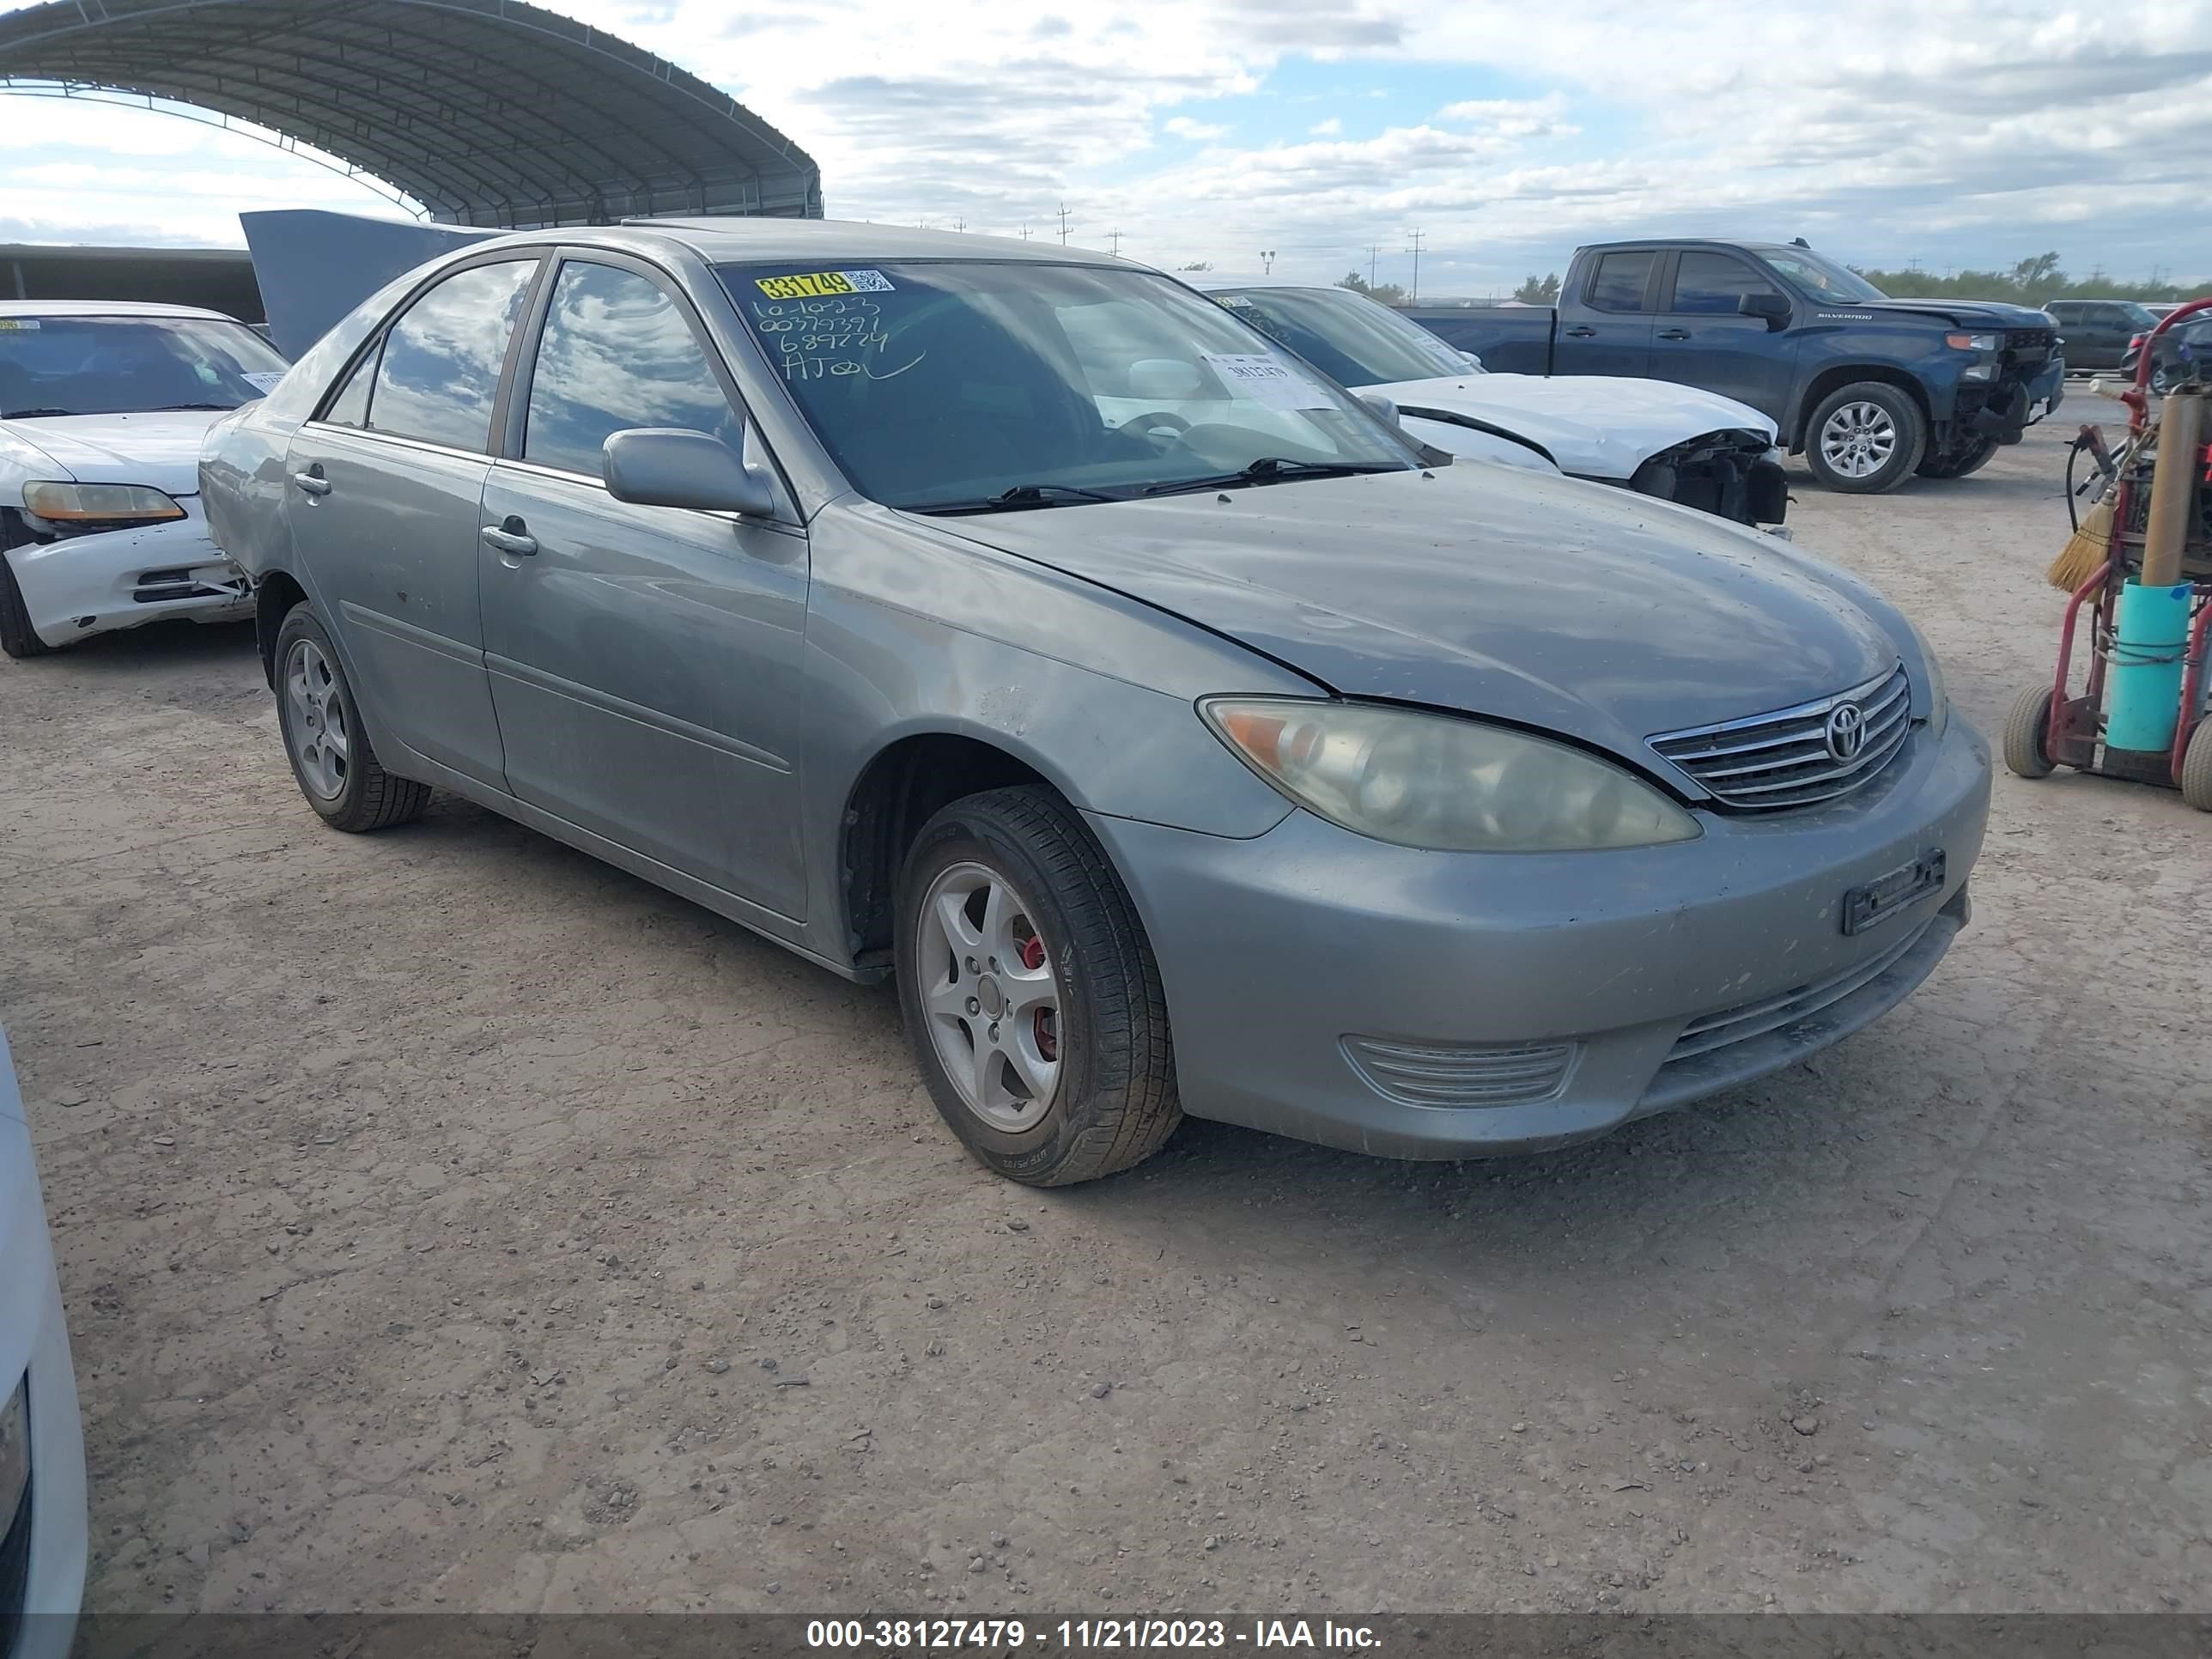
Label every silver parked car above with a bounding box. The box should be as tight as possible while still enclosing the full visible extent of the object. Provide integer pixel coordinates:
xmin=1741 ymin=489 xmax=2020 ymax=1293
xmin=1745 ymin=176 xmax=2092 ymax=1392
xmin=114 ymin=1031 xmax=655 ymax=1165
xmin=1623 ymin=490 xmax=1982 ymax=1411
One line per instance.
xmin=201 ymin=223 xmax=1990 ymax=1187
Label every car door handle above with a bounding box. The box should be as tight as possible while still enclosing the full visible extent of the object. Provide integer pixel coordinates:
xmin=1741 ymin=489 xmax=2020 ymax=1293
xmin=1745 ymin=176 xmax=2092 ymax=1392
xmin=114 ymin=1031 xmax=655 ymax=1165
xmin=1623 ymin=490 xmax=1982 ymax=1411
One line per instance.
xmin=290 ymin=470 xmax=331 ymax=497
xmin=1564 ymin=325 xmax=1597 ymax=338
xmin=1656 ymin=328 xmax=1692 ymax=341
xmin=481 ymin=520 xmax=537 ymax=557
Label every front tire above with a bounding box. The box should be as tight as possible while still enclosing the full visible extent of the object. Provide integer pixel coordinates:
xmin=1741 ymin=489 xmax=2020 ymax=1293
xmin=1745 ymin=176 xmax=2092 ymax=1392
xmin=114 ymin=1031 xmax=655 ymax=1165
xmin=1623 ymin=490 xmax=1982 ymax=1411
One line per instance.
xmin=1917 ymin=436 xmax=1999 ymax=480
xmin=273 ymin=605 xmax=430 ymax=832
xmin=0 ymin=535 xmax=53 ymax=659
xmin=895 ymin=786 xmax=1181 ymax=1187
xmin=1804 ymin=382 xmax=1926 ymax=494
xmin=2002 ymin=684 xmax=2058 ymax=780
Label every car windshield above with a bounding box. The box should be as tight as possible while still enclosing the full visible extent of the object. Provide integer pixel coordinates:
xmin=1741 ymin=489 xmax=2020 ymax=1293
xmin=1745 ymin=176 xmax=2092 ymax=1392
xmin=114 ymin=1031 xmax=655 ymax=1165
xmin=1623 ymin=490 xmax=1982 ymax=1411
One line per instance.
xmin=716 ymin=261 xmax=1418 ymax=509
xmin=0 ymin=314 xmax=289 ymax=419
xmin=1757 ymin=249 xmax=1891 ymax=305
xmin=2115 ymin=301 xmax=2160 ymax=328
xmin=1203 ymin=286 xmax=1474 ymax=388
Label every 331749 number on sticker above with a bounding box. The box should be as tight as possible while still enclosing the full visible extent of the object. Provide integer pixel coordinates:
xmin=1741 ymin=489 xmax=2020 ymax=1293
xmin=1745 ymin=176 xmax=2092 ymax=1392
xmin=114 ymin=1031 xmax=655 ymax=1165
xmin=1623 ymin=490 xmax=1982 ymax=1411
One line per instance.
xmin=755 ymin=269 xmax=895 ymax=301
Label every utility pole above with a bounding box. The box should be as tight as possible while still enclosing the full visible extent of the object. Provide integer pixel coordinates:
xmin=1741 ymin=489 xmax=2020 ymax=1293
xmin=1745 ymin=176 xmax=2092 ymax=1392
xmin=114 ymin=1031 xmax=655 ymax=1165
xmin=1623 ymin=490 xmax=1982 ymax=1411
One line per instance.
xmin=1019 ymin=226 xmax=1031 ymax=240
xmin=954 ymin=216 xmax=965 ymax=233
xmin=1367 ymin=243 xmax=1382 ymax=289
xmin=1403 ymin=228 xmax=1425 ymax=304
xmin=1260 ymin=248 xmax=1277 ymax=275
xmin=1057 ymin=204 xmax=1073 ymax=246
xmin=1108 ymin=228 xmax=1124 ymax=256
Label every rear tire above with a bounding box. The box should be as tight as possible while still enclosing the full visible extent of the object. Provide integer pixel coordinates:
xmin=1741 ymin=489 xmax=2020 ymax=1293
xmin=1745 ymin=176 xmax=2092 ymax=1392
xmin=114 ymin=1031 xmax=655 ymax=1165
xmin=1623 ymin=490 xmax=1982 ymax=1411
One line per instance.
xmin=2181 ymin=717 xmax=2212 ymax=812
xmin=2002 ymin=684 xmax=2058 ymax=780
xmin=273 ymin=605 xmax=430 ymax=832
xmin=0 ymin=532 xmax=53 ymax=659
xmin=1917 ymin=437 xmax=2000 ymax=480
xmin=1804 ymin=381 xmax=1926 ymax=494
xmin=895 ymin=785 xmax=1180 ymax=1187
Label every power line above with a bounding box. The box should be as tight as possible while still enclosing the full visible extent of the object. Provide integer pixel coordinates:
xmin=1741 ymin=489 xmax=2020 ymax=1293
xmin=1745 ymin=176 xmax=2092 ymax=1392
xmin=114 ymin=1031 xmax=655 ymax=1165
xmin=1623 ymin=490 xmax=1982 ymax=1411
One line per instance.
xmin=1404 ymin=228 xmax=1425 ymax=305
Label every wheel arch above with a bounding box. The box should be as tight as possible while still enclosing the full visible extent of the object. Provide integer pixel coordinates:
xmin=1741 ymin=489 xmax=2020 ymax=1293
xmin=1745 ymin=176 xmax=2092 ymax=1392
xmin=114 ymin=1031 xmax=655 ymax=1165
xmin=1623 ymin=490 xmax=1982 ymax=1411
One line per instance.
xmin=254 ymin=568 xmax=309 ymax=689
xmin=1790 ymin=366 xmax=1931 ymax=452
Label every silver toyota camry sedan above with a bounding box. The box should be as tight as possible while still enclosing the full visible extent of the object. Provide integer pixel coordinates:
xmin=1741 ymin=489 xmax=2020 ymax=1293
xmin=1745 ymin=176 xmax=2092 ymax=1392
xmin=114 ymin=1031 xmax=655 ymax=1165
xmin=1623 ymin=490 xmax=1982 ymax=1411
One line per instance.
xmin=200 ymin=222 xmax=1990 ymax=1187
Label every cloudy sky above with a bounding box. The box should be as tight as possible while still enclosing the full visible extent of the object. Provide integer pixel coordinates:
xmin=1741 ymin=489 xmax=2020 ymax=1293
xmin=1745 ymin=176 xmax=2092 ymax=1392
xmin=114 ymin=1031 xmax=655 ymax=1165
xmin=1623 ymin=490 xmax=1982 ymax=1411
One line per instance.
xmin=3 ymin=0 xmax=2210 ymax=295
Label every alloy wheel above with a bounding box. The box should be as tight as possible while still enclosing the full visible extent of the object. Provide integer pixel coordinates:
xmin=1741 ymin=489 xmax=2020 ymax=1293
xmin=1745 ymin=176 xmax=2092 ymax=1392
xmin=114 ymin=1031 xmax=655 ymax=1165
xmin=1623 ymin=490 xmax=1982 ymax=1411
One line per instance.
xmin=1819 ymin=401 xmax=1898 ymax=479
xmin=915 ymin=860 xmax=1063 ymax=1131
xmin=284 ymin=638 xmax=350 ymax=800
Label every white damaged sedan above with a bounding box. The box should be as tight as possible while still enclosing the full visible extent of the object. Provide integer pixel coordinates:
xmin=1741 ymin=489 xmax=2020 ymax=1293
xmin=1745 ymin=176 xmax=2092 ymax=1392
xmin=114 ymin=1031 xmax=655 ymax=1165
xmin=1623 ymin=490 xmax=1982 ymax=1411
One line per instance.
xmin=1 ymin=301 xmax=284 ymax=658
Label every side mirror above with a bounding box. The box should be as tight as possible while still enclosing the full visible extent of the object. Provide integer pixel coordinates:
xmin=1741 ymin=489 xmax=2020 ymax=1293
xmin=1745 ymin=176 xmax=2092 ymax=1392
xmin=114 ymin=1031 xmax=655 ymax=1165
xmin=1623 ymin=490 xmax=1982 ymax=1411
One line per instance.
xmin=1739 ymin=291 xmax=1792 ymax=331
xmin=1459 ymin=350 xmax=1485 ymax=371
xmin=604 ymin=428 xmax=775 ymax=518
xmin=1358 ymin=392 xmax=1402 ymax=426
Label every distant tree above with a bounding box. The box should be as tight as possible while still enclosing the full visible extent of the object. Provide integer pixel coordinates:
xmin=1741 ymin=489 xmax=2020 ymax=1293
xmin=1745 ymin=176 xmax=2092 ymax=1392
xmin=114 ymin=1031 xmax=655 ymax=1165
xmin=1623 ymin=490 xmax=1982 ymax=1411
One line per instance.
xmin=1513 ymin=272 xmax=1561 ymax=304
xmin=1177 ymin=261 xmax=1213 ymax=272
xmin=1850 ymin=253 xmax=2210 ymax=306
xmin=1339 ymin=270 xmax=1410 ymax=306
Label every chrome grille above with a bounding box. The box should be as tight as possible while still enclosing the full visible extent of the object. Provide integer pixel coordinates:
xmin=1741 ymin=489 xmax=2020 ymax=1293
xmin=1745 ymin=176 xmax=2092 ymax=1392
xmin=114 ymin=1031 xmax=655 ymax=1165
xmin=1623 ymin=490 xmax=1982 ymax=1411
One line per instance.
xmin=1342 ymin=1036 xmax=1579 ymax=1109
xmin=1649 ymin=665 xmax=1911 ymax=811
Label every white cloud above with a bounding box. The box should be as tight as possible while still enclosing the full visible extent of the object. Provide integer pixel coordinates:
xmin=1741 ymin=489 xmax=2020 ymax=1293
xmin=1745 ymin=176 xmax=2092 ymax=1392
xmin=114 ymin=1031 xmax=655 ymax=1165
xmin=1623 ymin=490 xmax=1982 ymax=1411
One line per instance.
xmin=1 ymin=0 xmax=2208 ymax=290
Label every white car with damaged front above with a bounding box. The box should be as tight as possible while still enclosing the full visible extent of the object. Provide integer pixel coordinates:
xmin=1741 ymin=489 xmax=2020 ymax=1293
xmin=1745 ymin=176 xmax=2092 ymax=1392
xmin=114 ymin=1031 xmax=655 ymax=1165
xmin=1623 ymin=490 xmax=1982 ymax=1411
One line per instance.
xmin=1 ymin=302 xmax=284 ymax=659
xmin=1193 ymin=277 xmax=1790 ymax=528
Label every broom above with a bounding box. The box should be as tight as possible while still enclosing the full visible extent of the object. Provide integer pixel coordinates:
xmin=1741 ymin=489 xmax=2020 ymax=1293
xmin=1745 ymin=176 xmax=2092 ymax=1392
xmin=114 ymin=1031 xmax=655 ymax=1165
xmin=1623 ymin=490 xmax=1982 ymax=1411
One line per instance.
xmin=2047 ymin=426 xmax=2154 ymax=592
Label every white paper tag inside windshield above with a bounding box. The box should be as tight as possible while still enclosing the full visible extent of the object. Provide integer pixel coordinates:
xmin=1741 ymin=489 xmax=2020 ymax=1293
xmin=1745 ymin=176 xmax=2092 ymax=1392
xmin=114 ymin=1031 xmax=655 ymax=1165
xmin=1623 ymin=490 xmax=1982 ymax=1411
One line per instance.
xmin=243 ymin=371 xmax=285 ymax=393
xmin=0 ymin=319 xmax=39 ymax=331
xmin=1202 ymin=352 xmax=1334 ymax=411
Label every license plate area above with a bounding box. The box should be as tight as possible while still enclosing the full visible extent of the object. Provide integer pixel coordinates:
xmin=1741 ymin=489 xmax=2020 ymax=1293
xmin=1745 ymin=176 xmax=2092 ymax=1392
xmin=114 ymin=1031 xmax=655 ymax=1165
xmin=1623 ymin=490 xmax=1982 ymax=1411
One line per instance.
xmin=1843 ymin=850 xmax=1945 ymax=936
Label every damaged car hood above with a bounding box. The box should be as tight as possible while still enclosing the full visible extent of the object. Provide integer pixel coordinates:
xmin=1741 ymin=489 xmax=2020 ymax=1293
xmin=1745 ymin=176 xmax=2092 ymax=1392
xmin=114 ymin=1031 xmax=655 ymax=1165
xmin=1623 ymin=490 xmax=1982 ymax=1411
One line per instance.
xmin=1372 ymin=372 xmax=1778 ymax=483
xmin=914 ymin=463 xmax=1896 ymax=765
xmin=0 ymin=410 xmax=228 ymax=497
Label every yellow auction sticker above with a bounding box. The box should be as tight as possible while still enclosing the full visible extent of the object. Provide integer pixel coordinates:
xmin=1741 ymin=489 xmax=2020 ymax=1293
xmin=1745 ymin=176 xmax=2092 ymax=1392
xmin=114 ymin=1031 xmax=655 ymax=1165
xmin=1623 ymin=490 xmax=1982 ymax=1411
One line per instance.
xmin=754 ymin=269 xmax=895 ymax=301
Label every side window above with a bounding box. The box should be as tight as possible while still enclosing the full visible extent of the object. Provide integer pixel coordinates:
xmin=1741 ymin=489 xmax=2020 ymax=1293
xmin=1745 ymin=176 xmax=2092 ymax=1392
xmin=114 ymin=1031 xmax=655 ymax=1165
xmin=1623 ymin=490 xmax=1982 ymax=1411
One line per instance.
xmin=1670 ymin=252 xmax=1781 ymax=316
xmin=522 ymin=262 xmax=742 ymax=478
xmin=319 ymin=339 xmax=380 ymax=428
xmin=368 ymin=259 xmax=537 ymax=452
xmin=1586 ymin=251 xmax=1657 ymax=314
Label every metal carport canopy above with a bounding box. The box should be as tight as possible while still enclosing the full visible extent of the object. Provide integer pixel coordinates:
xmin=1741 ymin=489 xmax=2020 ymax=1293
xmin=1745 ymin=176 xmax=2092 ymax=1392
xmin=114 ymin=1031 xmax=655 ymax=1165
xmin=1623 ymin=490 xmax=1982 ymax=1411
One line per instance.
xmin=0 ymin=0 xmax=823 ymax=228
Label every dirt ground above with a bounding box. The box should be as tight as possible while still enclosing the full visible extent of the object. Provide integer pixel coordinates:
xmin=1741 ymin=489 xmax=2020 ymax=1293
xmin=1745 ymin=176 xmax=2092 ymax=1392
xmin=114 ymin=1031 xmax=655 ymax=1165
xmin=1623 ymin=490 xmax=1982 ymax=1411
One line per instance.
xmin=3 ymin=416 xmax=2208 ymax=1618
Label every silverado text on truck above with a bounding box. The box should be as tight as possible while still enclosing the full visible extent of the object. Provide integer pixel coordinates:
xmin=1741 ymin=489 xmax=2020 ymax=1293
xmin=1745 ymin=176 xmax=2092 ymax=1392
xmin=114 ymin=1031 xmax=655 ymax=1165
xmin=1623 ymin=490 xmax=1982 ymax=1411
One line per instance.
xmin=1404 ymin=240 xmax=2066 ymax=494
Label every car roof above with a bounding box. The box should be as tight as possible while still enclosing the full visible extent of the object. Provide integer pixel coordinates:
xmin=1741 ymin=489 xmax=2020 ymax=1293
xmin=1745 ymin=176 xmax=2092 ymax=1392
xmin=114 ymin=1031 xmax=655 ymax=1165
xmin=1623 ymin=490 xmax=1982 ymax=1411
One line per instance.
xmin=595 ymin=217 xmax=1134 ymax=270
xmin=0 ymin=298 xmax=242 ymax=321
xmin=1191 ymin=274 xmax=1334 ymax=292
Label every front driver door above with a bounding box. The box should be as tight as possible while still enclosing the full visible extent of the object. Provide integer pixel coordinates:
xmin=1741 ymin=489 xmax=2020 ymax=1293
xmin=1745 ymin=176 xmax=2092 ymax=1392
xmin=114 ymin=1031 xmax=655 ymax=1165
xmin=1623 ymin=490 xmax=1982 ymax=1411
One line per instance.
xmin=478 ymin=253 xmax=811 ymax=921
xmin=282 ymin=255 xmax=541 ymax=787
xmin=1647 ymin=248 xmax=1797 ymax=423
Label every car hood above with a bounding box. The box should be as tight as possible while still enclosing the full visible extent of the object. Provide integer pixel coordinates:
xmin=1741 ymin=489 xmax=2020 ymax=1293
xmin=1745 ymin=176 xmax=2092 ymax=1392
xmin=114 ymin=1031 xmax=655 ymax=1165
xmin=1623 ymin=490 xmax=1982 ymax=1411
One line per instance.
xmin=0 ymin=410 xmax=233 ymax=495
xmin=918 ymin=465 xmax=1897 ymax=764
xmin=1832 ymin=298 xmax=2055 ymax=330
xmin=1365 ymin=373 xmax=1776 ymax=482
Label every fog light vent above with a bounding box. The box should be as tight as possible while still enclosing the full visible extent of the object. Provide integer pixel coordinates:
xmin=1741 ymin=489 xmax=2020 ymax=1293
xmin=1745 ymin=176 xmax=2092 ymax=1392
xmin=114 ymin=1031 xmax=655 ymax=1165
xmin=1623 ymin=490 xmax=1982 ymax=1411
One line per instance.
xmin=1342 ymin=1036 xmax=1580 ymax=1109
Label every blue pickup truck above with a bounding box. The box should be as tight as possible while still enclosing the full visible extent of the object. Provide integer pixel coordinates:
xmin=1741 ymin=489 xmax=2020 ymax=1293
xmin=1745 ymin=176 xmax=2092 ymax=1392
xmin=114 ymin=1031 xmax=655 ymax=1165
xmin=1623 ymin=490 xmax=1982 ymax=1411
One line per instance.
xmin=1405 ymin=239 xmax=2065 ymax=494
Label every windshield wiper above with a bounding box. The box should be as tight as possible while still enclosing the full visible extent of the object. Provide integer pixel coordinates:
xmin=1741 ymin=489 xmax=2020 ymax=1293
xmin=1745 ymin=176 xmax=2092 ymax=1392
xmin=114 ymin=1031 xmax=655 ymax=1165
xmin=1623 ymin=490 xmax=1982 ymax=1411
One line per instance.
xmin=1142 ymin=457 xmax=1407 ymax=496
xmin=145 ymin=403 xmax=238 ymax=412
xmin=910 ymin=482 xmax=1127 ymax=515
xmin=2 ymin=407 xmax=76 ymax=419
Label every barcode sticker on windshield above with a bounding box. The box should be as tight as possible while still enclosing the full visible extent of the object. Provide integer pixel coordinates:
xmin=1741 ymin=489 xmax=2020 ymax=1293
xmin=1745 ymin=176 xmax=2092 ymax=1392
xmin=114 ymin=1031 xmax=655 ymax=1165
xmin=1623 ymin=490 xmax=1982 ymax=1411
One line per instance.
xmin=1202 ymin=352 xmax=1334 ymax=411
xmin=243 ymin=371 xmax=285 ymax=393
xmin=0 ymin=319 xmax=39 ymax=331
xmin=754 ymin=270 xmax=895 ymax=300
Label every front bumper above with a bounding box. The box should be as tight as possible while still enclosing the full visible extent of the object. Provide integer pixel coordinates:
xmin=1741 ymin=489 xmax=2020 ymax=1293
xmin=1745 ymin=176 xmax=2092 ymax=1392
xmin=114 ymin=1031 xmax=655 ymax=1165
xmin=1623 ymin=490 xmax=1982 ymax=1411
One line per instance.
xmin=1089 ymin=715 xmax=1990 ymax=1159
xmin=4 ymin=496 xmax=252 ymax=650
xmin=0 ymin=1096 xmax=88 ymax=1659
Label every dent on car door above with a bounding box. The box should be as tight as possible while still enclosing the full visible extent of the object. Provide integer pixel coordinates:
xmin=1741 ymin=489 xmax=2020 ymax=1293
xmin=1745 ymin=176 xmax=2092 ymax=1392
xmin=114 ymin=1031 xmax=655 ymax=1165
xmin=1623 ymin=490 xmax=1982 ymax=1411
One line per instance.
xmin=283 ymin=256 xmax=540 ymax=787
xmin=478 ymin=255 xmax=811 ymax=921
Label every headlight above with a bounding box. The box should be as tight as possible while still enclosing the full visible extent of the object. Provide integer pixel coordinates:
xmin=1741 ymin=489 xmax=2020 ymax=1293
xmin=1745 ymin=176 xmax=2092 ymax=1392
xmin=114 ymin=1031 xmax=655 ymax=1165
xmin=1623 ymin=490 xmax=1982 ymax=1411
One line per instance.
xmin=1902 ymin=618 xmax=1949 ymax=738
xmin=21 ymin=481 xmax=185 ymax=523
xmin=1201 ymin=697 xmax=1701 ymax=853
xmin=1945 ymin=332 xmax=2000 ymax=352
xmin=0 ymin=1376 xmax=27 ymax=1524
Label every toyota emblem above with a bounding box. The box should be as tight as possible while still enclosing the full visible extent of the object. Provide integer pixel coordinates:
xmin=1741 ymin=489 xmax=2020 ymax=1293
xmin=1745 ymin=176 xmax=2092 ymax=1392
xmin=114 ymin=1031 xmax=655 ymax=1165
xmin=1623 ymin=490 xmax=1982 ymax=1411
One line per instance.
xmin=1825 ymin=702 xmax=1867 ymax=762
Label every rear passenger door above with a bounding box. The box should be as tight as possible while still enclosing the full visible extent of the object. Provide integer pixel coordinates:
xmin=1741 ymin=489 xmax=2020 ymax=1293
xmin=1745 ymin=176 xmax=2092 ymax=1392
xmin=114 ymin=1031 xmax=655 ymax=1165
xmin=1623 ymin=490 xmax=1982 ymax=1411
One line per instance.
xmin=1559 ymin=249 xmax=1659 ymax=377
xmin=477 ymin=252 xmax=811 ymax=921
xmin=1647 ymin=249 xmax=1797 ymax=422
xmin=283 ymin=254 xmax=541 ymax=787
